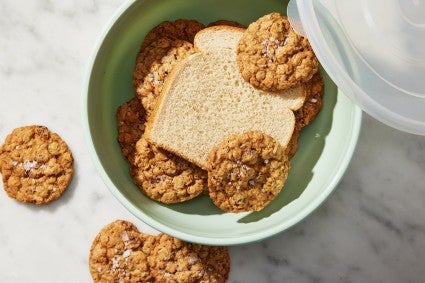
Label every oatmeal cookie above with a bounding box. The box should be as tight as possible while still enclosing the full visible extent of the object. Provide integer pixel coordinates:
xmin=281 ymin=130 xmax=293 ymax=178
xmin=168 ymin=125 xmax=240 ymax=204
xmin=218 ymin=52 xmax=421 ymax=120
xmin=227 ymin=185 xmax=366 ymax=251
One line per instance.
xmin=285 ymin=73 xmax=324 ymax=159
xmin=148 ymin=233 xmax=230 ymax=283
xmin=116 ymin=98 xmax=147 ymax=162
xmin=237 ymin=13 xmax=318 ymax=91
xmin=295 ymin=72 xmax=324 ymax=128
xmin=89 ymin=220 xmax=157 ymax=283
xmin=207 ymin=20 xmax=245 ymax=28
xmin=130 ymin=137 xmax=207 ymax=204
xmin=207 ymin=131 xmax=290 ymax=212
xmin=284 ymin=125 xmax=301 ymax=159
xmin=133 ymin=38 xmax=196 ymax=117
xmin=140 ymin=19 xmax=205 ymax=54
xmin=0 ymin=125 xmax=73 ymax=204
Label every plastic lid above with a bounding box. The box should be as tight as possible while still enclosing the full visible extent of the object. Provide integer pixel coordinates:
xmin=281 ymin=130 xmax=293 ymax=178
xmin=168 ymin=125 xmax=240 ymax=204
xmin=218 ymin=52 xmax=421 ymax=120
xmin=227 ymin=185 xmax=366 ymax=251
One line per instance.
xmin=288 ymin=0 xmax=425 ymax=135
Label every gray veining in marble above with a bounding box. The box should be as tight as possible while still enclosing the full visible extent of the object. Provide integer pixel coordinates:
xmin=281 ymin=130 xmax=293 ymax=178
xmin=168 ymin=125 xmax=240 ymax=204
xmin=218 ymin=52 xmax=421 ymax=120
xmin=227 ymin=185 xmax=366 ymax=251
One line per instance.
xmin=1 ymin=1 xmax=424 ymax=282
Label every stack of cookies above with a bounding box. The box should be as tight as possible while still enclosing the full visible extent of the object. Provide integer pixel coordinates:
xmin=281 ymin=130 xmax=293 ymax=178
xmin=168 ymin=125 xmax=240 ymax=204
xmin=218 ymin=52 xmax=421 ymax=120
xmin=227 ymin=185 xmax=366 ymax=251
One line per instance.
xmin=117 ymin=13 xmax=324 ymax=213
xmin=89 ymin=220 xmax=230 ymax=283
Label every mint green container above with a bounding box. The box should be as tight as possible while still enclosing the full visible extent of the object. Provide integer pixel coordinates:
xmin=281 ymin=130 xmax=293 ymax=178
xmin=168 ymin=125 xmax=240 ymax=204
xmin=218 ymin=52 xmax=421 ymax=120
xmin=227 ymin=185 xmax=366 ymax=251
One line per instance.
xmin=83 ymin=0 xmax=362 ymax=245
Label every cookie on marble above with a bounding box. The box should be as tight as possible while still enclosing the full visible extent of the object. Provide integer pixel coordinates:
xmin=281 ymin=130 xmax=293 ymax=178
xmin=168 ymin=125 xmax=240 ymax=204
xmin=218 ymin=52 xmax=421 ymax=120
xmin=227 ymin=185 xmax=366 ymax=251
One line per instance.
xmin=89 ymin=220 xmax=157 ymax=283
xmin=0 ymin=125 xmax=73 ymax=205
xmin=133 ymin=38 xmax=196 ymax=117
xmin=148 ymin=233 xmax=230 ymax=283
xmin=236 ymin=13 xmax=318 ymax=91
xmin=207 ymin=20 xmax=246 ymax=28
xmin=116 ymin=97 xmax=147 ymax=162
xmin=130 ymin=137 xmax=207 ymax=204
xmin=207 ymin=131 xmax=290 ymax=213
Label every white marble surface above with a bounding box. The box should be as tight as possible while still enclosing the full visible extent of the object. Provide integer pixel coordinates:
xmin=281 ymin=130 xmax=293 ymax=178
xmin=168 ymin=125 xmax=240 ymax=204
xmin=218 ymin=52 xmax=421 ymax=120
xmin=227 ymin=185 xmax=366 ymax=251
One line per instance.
xmin=1 ymin=1 xmax=425 ymax=282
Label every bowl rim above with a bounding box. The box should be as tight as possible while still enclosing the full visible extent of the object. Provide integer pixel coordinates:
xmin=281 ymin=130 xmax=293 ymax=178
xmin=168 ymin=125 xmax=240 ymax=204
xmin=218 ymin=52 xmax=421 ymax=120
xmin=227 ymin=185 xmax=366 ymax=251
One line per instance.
xmin=82 ymin=0 xmax=363 ymax=245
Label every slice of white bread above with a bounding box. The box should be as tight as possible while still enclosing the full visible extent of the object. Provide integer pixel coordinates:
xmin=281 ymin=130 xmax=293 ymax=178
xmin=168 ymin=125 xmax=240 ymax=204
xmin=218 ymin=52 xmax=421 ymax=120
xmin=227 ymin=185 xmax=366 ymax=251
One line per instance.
xmin=194 ymin=26 xmax=246 ymax=52
xmin=145 ymin=26 xmax=307 ymax=169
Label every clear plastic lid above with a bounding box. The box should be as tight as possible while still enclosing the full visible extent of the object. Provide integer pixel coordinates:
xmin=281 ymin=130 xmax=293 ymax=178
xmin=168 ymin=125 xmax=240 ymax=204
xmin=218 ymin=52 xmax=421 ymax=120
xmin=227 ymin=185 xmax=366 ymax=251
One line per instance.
xmin=288 ymin=0 xmax=425 ymax=135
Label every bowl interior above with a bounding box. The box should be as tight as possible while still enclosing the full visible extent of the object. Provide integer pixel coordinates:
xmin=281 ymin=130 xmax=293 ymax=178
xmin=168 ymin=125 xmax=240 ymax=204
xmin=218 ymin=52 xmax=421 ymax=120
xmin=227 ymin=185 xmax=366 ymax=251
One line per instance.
xmin=85 ymin=0 xmax=362 ymax=245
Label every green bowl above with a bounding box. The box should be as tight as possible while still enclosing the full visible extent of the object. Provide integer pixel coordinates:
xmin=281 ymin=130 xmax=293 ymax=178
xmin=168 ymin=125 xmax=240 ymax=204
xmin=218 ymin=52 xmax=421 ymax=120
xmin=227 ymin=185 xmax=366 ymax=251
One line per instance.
xmin=83 ymin=0 xmax=362 ymax=245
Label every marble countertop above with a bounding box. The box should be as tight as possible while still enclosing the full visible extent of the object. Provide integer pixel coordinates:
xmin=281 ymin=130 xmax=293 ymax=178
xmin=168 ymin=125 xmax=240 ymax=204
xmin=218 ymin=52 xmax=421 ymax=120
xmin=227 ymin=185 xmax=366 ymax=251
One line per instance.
xmin=1 ymin=1 xmax=425 ymax=282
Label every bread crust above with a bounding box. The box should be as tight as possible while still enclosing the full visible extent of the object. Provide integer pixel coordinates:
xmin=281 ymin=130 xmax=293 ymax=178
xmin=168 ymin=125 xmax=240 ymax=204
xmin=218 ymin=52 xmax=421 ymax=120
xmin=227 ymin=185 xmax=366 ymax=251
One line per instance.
xmin=194 ymin=25 xmax=246 ymax=52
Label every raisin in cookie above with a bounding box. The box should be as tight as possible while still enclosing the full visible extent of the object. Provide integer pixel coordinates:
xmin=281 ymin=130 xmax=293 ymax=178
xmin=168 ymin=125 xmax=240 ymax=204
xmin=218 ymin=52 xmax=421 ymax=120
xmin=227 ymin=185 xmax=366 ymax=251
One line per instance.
xmin=89 ymin=220 xmax=157 ymax=283
xmin=207 ymin=131 xmax=290 ymax=212
xmin=133 ymin=38 xmax=196 ymax=117
xmin=237 ymin=13 xmax=318 ymax=91
xmin=130 ymin=137 xmax=207 ymax=204
xmin=148 ymin=233 xmax=230 ymax=283
xmin=0 ymin=125 xmax=73 ymax=204
xmin=116 ymin=98 xmax=147 ymax=162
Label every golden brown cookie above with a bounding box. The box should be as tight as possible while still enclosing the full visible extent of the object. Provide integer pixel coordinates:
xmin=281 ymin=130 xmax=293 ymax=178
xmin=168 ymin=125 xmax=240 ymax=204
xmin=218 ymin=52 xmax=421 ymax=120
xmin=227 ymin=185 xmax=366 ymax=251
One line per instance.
xmin=285 ymin=73 xmax=325 ymax=159
xmin=148 ymin=233 xmax=230 ymax=283
xmin=116 ymin=97 xmax=147 ymax=162
xmin=236 ymin=13 xmax=319 ymax=91
xmin=0 ymin=125 xmax=73 ymax=204
xmin=89 ymin=220 xmax=157 ymax=283
xmin=295 ymin=72 xmax=324 ymax=128
xmin=207 ymin=131 xmax=290 ymax=213
xmin=139 ymin=19 xmax=205 ymax=54
xmin=130 ymin=137 xmax=207 ymax=204
xmin=285 ymin=125 xmax=301 ymax=159
xmin=207 ymin=20 xmax=246 ymax=28
xmin=133 ymin=38 xmax=196 ymax=117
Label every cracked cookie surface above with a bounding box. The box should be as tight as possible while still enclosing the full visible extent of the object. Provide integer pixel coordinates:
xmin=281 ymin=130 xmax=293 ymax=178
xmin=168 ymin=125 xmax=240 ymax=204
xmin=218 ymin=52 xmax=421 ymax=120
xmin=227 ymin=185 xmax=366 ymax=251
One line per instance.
xmin=89 ymin=220 xmax=156 ymax=283
xmin=207 ymin=131 xmax=290 ymax=212
xmin=0 ymin=125 xmax=73 ymax=204
xmin=237 ymin=13 xmax=318 ymax=91
xmin=130 ymin=137 xmax=207 ymax=204
xmin=148 ymin=233 xmax=230 ymax=283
